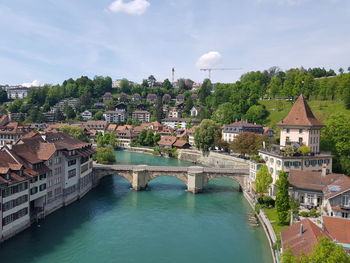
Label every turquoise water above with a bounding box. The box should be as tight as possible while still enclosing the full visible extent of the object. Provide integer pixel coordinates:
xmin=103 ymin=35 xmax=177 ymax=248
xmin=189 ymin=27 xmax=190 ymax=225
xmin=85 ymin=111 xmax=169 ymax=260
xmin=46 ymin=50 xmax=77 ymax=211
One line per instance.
xmin=0 ymin=151 xmax=273 ymax=263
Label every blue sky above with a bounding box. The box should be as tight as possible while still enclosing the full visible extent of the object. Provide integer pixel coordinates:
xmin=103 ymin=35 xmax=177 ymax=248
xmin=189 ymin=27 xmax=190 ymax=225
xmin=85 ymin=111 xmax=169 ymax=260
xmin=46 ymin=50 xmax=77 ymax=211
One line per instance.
xmin=1 ymin=0 xmax=349 ymax=85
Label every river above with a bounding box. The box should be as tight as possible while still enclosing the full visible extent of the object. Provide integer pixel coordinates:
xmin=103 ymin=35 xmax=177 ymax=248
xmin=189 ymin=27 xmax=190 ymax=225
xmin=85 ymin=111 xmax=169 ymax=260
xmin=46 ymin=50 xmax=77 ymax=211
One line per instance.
xmin=0 ymin=150 xmax=273 ymax=263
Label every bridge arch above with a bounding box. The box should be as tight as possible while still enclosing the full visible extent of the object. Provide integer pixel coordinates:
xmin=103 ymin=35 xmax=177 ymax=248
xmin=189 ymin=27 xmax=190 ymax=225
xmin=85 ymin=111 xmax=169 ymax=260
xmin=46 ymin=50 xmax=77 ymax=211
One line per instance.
xmin=144 ymin=173 xmax=188 ymax=186
xmin=204 ymin=175 xmax=243 ymax=190
xmin=95 ymin=169 xmax=133 ymax=185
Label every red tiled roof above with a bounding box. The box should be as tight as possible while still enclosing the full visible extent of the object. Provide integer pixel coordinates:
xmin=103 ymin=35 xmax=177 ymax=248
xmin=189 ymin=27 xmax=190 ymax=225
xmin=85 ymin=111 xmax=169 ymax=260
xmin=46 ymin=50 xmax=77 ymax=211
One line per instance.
xmin=158 ymin=136 xmax=177 ymax=146
xmin=322 ymin=175 xmax=350 ymax=199
xmin=289 ymin=170 xmax=344 ymax=191
xmin=281 ymin=219 xmax=330 ymax=257
xmin=323 ymin=216 xmax=350 ymax=245
xmin=278 ymin=95 xmax=324 ymax=127
xmin=173 ymin=139 xmax=189 ymax=148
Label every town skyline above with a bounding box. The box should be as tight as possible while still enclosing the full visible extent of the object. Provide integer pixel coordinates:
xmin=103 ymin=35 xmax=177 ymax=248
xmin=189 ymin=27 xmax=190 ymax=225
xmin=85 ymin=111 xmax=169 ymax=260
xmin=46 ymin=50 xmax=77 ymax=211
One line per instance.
xmin=1 ymin=0 xmax=350 ymax=85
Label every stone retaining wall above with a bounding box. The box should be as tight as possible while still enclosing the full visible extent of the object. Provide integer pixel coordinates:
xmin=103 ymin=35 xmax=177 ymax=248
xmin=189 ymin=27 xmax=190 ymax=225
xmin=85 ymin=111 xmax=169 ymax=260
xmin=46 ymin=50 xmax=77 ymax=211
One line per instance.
xmin=178 ymin=149 xmax=249 ymax=169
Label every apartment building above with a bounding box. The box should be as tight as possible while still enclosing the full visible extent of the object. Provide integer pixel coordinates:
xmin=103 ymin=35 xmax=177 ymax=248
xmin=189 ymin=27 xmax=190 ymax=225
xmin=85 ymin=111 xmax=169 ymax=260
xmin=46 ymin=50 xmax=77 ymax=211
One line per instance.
xmin=132 ymin=110 xmax=150 ymax=123
xmin=0 ymin=122 xmax=33 ymax=146
xmin=103 ymin=111 xmax=126 ymax=124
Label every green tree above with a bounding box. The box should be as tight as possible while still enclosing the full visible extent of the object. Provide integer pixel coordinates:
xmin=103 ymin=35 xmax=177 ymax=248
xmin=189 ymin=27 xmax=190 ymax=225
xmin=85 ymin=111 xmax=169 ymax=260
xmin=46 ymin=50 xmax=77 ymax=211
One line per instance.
xmin=229 ymin=132 xmax=266 ymax=155
xmin=344 ymin=88 xmax=350 ymax=109
xmin=0 ymin=89 xmax=8 ymax=104
xmin=184 ymin=96 xmax=194 ymax=114
xmin=321 ymin=113 xmax=350 ymax=174
xmin=194 ymin=119 xmax=221 ymax=152
xmin=94 ymin=111 xmax=104 ymax=120
xmin=64 ymin=105 xmax=76 ymax=119
xmin=8 ymin=99 xmax=23 ymax=113
xmin=60 ymin=126 xmax=88 ymax=141
xmin=120 ymin=79 xmax=131 ymax=94
xmin=153 ymin=132 xmax=161 ymax=145
xmin=275 ymin=171 xmax=290 ymax=224
xmin=198 ymin=79 xmax=212 ymax=105
xmin=244 ymin=105 xmax=269 ymax=124
xmin=211 ymin=102 xmax=238 ymax=125
xmin=308 ymin=237 xmax=350 ymax=263
xmin=162 ymin=79 xmax=173 ymax=90
xmin=95 ymin=146 xmax=115 ymax=164
xmin=255 ymin=165 xmax=272 ymax=194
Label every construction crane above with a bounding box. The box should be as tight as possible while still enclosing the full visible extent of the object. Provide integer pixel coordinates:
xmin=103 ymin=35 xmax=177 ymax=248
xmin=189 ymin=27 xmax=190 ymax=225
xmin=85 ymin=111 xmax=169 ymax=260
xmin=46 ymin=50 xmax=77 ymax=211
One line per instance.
xmin=200 ymin=68 xmax=242 ymax=80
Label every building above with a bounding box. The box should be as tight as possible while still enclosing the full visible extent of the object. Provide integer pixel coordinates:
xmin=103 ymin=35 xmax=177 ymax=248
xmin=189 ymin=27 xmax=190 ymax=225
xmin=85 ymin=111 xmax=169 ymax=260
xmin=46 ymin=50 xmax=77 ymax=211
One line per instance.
xmin=322 ymin=175 xmax=350 ymax=218
xmin=115 ymin=103 xmax=127 ymax=112
xmin=132 ymin=110 xmax=150 ymax=123
xmin=51 ymin=98 xmax=79 ymax=113
xmin=94 ymin=103 xmax=105 ymax=109
xmin=81 ymin=110 xmax=92 ymax=120
xmin=161 ymin=118 xmax=200 ymax=130
xmin=158 ymin=136 xmax=177 ymax=148
xmin=258 ymin=95 xmax=333 ymax=195
xmin=222 ymin=121 xmax=264 ymax=143
xmin=167 ymin=107 xmax=181 ymax=118
xmin=112 ymin=79 xmax=122 ymax=88
xmin=103 ymin=111 xmax=126 ymax=124
xmin=146 ymin=94 xmax=157 ymax=104
xmin=322 ymin=216 xmax=350 ymax=252
xmin=247 ymin=159 xmax=265 ymax=193
xmin=82 ymin=120 xmax=107 ymax=133
xmin=187 ymin=126 xmax=198 ymax=147
xmin=116 ymin=129 xmax=138 ymax=148
xmin=278 ymin=95 xmax=324 ymax=153
xmin=280 ymin=218 xmax=330 ymax=258
xmin=131 ymin=93 xmax=141 ymax=102
xmin=176 ymin=94 xmax=185 ymax=104
xmin=0 ymin=122 xmax=32 ymax=146
xmin=6 ymin=86 xmax=30 ymax=99
xmin=119 ymin=93 xmax=128 ymax=102
xmin=102 ymin=92 xmax=113 ymax=102
xmin=190 ymin=106 xmax=203 ymax=117
xmin=162 ymin=94 xmax=171 ymax=104
xmin=289 ymin=169 xmax=345 ymax=209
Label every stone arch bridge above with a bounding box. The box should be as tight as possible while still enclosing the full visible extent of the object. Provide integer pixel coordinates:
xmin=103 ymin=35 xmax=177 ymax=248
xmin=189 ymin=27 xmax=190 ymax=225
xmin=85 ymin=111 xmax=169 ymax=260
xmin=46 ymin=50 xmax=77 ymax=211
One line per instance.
xmin=93 ymin=164 xmax=249 ymax=193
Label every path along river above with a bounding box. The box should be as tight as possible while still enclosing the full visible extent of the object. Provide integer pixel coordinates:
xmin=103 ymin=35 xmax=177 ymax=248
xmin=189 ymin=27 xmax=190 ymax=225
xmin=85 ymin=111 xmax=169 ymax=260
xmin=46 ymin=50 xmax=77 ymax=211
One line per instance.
xmin=0 ymin=151 xmax=273 ymax=263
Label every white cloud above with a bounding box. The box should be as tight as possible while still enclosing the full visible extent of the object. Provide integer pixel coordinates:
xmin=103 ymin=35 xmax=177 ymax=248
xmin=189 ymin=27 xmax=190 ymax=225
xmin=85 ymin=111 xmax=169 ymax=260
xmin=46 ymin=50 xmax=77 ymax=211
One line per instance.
xmin=196 ymin=51 xmax=222 ymax=68
xmin=22 ymin=80 xmax=42 ymax=87
xmin=108 ymin=0 xmax=150 ymax=15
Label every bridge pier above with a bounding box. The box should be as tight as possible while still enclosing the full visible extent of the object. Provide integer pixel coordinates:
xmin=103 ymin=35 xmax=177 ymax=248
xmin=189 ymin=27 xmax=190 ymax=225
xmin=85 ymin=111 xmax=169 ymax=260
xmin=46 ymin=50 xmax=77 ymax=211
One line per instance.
xmin=187 ymin=168 xmax=206 ymax=194
xmin=132 ymin=167 xmax=148 ymax=191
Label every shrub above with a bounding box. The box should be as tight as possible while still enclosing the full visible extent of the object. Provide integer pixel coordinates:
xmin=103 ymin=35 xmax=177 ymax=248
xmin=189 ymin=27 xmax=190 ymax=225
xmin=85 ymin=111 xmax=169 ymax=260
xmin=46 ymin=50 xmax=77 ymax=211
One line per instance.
xmin=299 ymin=211 xmax=309 ymax=217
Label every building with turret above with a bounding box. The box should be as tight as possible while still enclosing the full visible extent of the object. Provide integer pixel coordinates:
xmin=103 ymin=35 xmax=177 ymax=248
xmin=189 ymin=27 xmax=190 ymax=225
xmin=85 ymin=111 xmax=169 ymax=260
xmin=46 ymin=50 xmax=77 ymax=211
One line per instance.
xmin=257 ymin=95 xmax=333 ymax=195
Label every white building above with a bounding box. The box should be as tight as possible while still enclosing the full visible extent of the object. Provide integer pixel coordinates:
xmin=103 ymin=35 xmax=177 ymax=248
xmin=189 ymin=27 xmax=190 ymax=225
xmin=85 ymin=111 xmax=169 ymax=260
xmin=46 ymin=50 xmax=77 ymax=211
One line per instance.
xmin=161 ymin=118 xmax=200 ymax=130
xmin=257 ymin=95 xmax=333 ymax=195
xmin=103 ymin=111 xmax=126 ymax=124
xmin=132 ymin=110 xmax=151 ymax=123
xmin=6 ymin=86 xmax=30 ymax=99
xmin=81 ymin=110 xmax=93 ymax=120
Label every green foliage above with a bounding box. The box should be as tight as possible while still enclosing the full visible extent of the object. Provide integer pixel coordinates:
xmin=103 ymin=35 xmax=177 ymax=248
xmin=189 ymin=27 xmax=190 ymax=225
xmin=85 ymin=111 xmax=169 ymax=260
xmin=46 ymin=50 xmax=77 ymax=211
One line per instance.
xmin=8 ymin=99 xmax=23 ymax=113
xmin=229 ymin=132 xmax=266 ymax=155
xmin=97 ymin=131 xmax=118 ymax=148
xmin=299 ymin=209 xmax=320 ymax=218
xmin=255 ymin=165 xmax=273 ymax=194
xmin=64 ymin=105 xmax=76 ymax=119
xmin=94 ymin=111 xmax=104 ymax=120
xmin=245 ymin=104 xmax=269 ymax=124
xmin=136 ymin=130 xmax=160 ymax=147
xmin=281 ymin=237 xmax=350 ymax=263
xmin=275 ymin=171 xmax=290 ymax=224
xmin=194 ymin=119 xmax=221 ymax=152
xmin=95 ymin=146 xmax=115 ymax=164
xmin=60 ymin=126 xmax=88 ymax=142
xmin=321 ymin=113 xmax=350 ymax=174
xmin=257 ymin=196 xmax=275 ymax=208
xmin=0 ymin=89 xmax=8 ymax=104
xmin=162 ymin=79 xmax=173 ymax=90
xmin=298 ymin=145 xmax=311 ymax=155
xmin=211 ymin=102 xmax=238 ymax=125
xmin=198 ymin=79 xmax=212 ymax=105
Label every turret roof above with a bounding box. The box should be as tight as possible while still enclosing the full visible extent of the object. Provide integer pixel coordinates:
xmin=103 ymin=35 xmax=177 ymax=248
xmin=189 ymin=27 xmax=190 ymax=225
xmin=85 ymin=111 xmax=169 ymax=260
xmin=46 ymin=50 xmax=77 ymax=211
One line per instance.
xmin=277 ymin=95 xmax=324 ymax=127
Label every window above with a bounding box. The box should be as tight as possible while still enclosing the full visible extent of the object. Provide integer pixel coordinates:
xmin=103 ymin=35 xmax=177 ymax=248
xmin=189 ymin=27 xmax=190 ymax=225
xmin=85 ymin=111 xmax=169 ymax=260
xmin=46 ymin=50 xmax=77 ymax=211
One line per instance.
xmin=299 ymin=129 xmax=303 ymax=134
xmin=30 ymin=187 xmax=38 ymax=195
xmin=307 ymin=194 xmax=313 ymax=204
xmin=342 ymin=195 xmax=350 ymax=207
xmin=39 ymin=184 xmax=46 ymax=191
xmin=39 ymin=173 xmax=46 ymax=180
xmin=298 ymin=137 xmax=303 ymax=145
xmin=54 ymin=167 xmax=62 ymax=175
xmin=30 ymin=176 xmax=38 ymax=183
xmin=68 ymin=159 xmax=77 ymax=166
xmin=342 ymin=212 xmax=349 ymax=218
xmin=68 ymin=169 xmax=76 ymax=179
xmin=286 ymin=128 xmax=290 ymax=133
xmin=286 ymin=137 xmax=290 ymax=143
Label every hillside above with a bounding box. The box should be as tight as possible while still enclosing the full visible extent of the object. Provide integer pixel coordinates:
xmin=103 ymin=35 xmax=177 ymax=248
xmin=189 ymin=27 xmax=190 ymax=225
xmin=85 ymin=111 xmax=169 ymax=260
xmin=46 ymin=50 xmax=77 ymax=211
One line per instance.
xmin=259 ymin=99 xmax=350 ymax=128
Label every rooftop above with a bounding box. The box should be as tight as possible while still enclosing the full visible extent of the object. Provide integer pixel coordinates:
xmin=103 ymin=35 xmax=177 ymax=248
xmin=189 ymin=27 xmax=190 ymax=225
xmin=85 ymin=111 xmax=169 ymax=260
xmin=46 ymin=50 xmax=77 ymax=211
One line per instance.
xmin=277 ymin=95 xmax=324 ymax=127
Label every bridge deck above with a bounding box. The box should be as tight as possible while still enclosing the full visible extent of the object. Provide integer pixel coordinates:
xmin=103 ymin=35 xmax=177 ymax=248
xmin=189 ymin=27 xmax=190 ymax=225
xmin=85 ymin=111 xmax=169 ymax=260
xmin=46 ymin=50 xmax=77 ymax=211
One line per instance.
xmin=93 ymin=164 xmax=249 ymax=175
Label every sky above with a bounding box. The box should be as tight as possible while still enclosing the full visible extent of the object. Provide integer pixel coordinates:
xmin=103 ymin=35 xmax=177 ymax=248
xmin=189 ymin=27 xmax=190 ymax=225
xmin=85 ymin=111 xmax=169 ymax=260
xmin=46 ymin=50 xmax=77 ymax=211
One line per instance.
xmin=0 ymin=0 xmax=350 ymax=86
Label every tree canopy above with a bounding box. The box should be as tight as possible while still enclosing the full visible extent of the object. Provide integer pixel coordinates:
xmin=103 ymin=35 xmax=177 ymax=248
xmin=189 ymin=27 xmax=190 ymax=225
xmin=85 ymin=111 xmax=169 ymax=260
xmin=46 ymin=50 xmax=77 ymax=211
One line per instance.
xmin=194 ymin=119 xmax=221 ymax=152
xmin=255 ymin=165 xmax=272 ymax=194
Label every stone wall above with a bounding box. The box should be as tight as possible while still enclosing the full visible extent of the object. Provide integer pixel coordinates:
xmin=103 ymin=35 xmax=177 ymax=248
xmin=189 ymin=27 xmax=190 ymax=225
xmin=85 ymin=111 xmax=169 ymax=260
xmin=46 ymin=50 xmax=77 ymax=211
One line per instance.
xmin=178 ymin=149 xmax=249 ymax=169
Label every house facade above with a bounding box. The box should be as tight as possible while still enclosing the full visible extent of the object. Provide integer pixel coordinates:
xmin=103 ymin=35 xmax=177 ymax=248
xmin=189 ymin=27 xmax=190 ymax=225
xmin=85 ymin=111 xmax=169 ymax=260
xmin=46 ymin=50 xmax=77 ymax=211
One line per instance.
xmin=132 ymin=110 xmax=150 ymax=123
xmin=222 ymin=121 xmax=264 ymax=143
xmin=103 ymin=111 xmax=126 ymax=124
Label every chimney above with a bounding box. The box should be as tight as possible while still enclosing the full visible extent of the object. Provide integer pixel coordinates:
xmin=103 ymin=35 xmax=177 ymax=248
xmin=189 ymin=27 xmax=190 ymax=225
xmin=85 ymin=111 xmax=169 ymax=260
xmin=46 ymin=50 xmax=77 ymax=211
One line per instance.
xmin=322 ymin=164 xmax=327 ymax=177
xmin=299 ymin=223 xmax=303 ymax=235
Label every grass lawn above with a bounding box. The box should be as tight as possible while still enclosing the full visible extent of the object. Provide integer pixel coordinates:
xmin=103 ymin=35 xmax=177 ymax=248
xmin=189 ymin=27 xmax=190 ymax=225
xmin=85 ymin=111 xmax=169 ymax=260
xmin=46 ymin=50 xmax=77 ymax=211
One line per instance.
xmin=263 ymin=207 xmax=289 ymax=239
xmin=259 ymin=99 xmax=350 ymax=128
